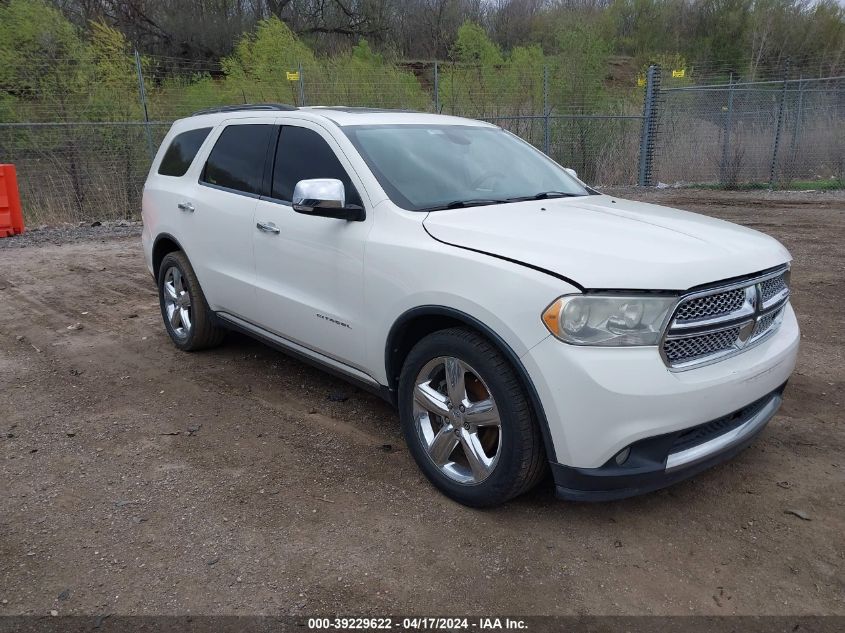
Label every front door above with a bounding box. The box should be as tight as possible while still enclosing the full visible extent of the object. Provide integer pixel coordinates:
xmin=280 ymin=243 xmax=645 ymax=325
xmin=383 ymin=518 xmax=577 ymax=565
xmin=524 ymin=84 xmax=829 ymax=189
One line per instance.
xmin=252 ymin=121 xmax=373 ymax=373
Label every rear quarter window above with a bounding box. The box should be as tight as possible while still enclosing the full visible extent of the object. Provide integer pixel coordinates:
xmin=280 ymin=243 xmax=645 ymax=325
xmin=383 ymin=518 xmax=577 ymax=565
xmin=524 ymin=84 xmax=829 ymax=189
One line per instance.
xmin=157 ymin=127 xmax=212 ymax=177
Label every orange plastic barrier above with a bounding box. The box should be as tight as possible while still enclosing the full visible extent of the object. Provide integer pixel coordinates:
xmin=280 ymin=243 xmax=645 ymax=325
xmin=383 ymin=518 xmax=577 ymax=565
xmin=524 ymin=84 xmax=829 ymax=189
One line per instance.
xmin=0 ymin=164 xmax=25 ymax=238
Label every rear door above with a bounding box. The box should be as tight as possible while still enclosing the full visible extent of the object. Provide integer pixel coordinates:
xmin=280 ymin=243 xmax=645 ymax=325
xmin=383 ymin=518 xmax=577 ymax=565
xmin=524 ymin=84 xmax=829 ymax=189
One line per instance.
xmin=182 ymin=120 xmax=275 ymax=316
xmin=251 ymin=120 xmax=373 ymax=372
xmin=143 ymin=125 xmax=213 ymax=273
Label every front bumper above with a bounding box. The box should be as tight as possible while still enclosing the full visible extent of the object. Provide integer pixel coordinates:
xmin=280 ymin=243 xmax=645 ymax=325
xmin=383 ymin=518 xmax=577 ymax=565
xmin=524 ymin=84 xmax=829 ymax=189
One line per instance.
xmin=521 ymin=303 xmax=799 ymax=495
xmin=552 ymin=383 xmax=785 ymax=501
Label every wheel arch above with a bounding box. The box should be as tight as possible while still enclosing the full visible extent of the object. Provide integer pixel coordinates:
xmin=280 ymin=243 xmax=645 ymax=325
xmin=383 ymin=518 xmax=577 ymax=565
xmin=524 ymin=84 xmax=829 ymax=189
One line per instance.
xmin=384 ymin=305 xmax=557 ymax=462
xmin=152 ymin=233 xmax=186 ymax=279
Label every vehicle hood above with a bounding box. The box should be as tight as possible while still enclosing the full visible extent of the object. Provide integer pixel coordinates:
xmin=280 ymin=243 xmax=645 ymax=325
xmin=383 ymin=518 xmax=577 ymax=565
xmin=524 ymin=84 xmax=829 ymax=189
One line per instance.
xmin=422 ymin=194 xmax=791 ymax=290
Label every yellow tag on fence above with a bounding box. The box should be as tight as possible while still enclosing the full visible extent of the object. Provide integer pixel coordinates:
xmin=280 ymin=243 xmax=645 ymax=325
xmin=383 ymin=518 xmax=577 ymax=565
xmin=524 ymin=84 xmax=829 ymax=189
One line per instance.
xmin=672 ymin=69 xmax=686 ymax=78
xmin=286 ymin=71 xmax=300 ymax=81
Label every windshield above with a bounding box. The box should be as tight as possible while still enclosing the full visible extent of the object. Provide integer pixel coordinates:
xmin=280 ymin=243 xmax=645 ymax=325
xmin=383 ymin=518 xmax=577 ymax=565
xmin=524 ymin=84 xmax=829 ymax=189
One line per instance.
xmin=342 ymin=124 xmax=590 ymax=211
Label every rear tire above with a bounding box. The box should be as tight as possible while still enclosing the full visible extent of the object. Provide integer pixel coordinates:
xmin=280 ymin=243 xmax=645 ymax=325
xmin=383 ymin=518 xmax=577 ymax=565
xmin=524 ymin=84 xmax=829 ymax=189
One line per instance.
xmin=398 ymin=327 xmax=547 ymax=507
xmin=158 ymin=251 xmax=225 ymax=351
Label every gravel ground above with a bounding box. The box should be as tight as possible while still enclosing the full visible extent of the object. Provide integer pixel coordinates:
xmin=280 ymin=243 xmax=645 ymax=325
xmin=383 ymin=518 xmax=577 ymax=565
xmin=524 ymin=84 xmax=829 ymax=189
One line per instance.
xmin=0 ymin=189 xmax=843 ymax=617
xmin=0 ymin=221 xmax=142 ymax=249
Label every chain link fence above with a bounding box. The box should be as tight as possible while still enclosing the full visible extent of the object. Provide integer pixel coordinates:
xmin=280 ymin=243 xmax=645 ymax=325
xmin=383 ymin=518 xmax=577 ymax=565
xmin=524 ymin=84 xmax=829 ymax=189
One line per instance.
xmin=0 ymin=54 xmax=842 ymax=225
xmin=655 ymin=73 xmax=845 ymax=187
xmin=0 ymin=121 xmax=167 ymax=223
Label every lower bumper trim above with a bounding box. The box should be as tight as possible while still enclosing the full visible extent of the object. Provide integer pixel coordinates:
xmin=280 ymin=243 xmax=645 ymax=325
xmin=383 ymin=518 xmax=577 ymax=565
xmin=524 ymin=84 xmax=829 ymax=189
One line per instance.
xmin=551 ymin=385 xmax=786 ymax=502
xmin=665 ymin=393 xmax=781 ymax=472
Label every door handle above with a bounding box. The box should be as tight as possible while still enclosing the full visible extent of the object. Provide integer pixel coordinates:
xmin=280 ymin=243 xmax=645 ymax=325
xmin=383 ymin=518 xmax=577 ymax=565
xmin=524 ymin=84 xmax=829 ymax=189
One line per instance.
xmin=256 ymin=221 xmax=281 ymax=234
xmin=177 ymin=202 xmax=195 ymax=212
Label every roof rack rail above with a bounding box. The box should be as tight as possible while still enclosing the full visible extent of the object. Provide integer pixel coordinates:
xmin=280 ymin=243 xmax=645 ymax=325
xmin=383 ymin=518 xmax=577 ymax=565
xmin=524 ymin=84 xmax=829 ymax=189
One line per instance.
xmin=191 ymin=103 xmax=297 ymax=116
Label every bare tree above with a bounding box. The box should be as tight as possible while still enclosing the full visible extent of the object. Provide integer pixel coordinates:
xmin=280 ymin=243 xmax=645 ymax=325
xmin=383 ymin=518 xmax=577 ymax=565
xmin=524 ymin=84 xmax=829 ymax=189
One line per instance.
xmin=51 ymin=0 xmax=261 ymax=60
xmin=487 ymin=0 xmax=547 ymax=50
xmin=387 ymin=0 xmax=484 ymax=59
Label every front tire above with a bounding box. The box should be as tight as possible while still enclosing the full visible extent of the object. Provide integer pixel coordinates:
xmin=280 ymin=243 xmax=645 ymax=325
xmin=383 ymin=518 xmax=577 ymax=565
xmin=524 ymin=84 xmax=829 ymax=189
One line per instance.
xmin=158 ymin=251 xmax=225 ymax=351
xmin=398 ymin=327 xmax=547 ymax=507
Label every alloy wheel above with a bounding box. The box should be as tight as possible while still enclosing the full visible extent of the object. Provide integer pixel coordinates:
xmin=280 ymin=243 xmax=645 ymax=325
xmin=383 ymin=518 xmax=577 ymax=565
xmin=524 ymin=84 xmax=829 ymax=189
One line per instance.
xmin=412 ymin=356 xmax=502 ymax=485
xmin=163 ymin=266 xmax=192 ymax=338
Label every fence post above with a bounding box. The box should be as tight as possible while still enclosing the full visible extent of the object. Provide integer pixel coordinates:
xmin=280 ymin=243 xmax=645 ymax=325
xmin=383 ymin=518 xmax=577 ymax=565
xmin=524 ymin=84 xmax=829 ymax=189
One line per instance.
xmin=719 ymin=73 xmax=735 ymax=186
xmin=134 ymin=49 xmax=155 ymax=161
xmin=298 ymin=61 xmax=306 ymax=106
xmin=638 ymin=64 xmax=660 ymax=186
xmin=769 ymin=59 xmax=790 ymax=189
xmin=433 ymin=62 xmax=440 ymax=113
xmin=543 ymin=65 xmax=551 ymax=156
xmin=788 ymin=75 xmax=805 ymax=181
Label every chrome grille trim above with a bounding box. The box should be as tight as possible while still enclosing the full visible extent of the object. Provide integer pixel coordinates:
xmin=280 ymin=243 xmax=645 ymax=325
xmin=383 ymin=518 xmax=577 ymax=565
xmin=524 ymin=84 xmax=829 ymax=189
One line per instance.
xmin=664 ymin=326 xmax=743 ymax=364
xmin=750 ymin=305 xmax=785 ymax=342
xmin=674 ymin=287 xmax=745 ymax=322
xmin=661 ymin=266 xmax=790 ymax=370
xmin=760 ymin=275 xmax=788 ymax=304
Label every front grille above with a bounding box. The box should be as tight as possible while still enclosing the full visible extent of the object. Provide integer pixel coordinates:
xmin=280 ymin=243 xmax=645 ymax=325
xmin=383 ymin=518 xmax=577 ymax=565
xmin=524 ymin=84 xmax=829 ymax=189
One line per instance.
xmin=663 ymin=327 xmax=740 ymax=363
xmin=752 ymin=306 xmax=783 ymax=338
xmin=760 ymin=275 xmax=787 ymax=303
xmin=662 ymin=267 xmax=790 ymax=369
xmin=674 ymin=287 xmax=745 ymax=322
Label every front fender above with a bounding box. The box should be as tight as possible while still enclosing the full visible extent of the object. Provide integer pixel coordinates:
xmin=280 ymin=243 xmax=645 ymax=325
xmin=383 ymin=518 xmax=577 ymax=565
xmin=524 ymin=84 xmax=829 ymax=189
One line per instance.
xmin=364 ymin=210 xmax=579 ymax=383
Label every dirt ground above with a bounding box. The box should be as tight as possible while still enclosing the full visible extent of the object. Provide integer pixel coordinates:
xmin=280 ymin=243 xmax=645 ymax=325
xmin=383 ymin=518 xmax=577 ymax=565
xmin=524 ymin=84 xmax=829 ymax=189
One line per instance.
xmin=0 ymin=189 xmax=843 ymax=617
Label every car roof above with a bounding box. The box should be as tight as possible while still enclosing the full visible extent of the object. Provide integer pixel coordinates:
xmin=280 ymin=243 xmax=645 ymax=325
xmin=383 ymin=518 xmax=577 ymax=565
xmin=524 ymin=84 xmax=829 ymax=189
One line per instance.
xmin=299 ymin=107 xmax=494 ymax=128
xmin=171 ymin=105 xmax=495 ymax=132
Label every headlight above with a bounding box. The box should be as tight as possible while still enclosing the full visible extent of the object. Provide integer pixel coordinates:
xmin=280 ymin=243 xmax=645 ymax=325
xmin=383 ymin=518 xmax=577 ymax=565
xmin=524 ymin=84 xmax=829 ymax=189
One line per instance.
xmin=542 ymin=294 xmax=677 ymax=346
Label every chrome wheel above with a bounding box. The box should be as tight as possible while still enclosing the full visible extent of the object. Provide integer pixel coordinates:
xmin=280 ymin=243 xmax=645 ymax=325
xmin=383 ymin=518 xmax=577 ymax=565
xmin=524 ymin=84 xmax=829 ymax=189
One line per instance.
xmin=412 ymin=356 xmax=502 ymax=485
xmin=162 ymin=266 xmax=192 ymax=338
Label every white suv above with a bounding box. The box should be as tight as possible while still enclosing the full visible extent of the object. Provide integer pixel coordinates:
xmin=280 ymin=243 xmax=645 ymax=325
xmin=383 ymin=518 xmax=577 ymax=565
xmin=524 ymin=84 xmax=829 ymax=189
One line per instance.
xmin=141 ymin=104 xmax=799 ymax=506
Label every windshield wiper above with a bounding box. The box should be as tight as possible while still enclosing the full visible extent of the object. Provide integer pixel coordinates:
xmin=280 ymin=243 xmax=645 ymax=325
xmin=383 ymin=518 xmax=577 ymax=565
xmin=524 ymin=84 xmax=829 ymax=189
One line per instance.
xmin=421 ymin=198 xmax=508 ymax=212
xmin=507 ymin=191 xmax=584 ymax=202
xmin=420 ymin=193 xmax=582 ymax=212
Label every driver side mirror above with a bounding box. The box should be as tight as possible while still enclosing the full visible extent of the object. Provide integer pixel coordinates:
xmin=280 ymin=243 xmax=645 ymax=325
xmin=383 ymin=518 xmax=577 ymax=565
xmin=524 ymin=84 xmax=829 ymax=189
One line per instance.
xmin=292 ymin=178 xmax=365 ymax=222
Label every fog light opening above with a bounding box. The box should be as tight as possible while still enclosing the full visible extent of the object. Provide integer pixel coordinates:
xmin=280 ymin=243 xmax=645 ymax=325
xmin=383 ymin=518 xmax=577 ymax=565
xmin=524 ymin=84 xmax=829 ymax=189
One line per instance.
xmin=615 ymin=447 xmax=631 ymax=466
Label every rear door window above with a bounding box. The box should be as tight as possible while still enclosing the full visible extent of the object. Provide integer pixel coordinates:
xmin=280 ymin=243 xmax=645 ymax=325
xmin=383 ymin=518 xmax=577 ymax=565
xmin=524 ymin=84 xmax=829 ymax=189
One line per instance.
xmin=272 ymin=126 xmax=362 ymax=206
xmin=201 ymin=124 xmax=274 ymax=195
xmin=157 ymin=127 xmax=211 ymax=177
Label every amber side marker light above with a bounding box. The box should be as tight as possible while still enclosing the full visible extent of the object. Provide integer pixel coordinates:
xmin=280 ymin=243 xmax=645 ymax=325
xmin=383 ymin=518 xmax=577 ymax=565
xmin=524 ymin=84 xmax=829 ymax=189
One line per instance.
xmin=542 ymin=299 xmax=562 ymax=335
